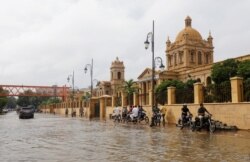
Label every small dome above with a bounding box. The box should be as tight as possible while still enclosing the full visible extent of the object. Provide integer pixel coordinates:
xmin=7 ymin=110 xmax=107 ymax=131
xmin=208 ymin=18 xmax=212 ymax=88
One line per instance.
xmin=175 ymin=16 xmax=202 ymax=42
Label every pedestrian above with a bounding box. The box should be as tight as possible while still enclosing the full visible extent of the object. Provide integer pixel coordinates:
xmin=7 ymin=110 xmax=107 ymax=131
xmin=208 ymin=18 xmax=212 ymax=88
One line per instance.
xmin=79 ymin=106 xmax=84 ymax=117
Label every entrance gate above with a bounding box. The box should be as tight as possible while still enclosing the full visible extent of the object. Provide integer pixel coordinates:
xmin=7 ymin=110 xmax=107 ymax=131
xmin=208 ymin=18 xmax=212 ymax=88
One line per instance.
xmin=94 ymin=101 xmax=100 ymax=118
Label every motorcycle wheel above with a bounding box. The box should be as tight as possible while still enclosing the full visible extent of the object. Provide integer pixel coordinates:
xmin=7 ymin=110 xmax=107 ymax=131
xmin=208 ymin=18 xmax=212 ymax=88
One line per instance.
xmin=209 ymin=123 xmax=216 ymax=133
xmin=145 ymin=116 xmax=149 ymax=124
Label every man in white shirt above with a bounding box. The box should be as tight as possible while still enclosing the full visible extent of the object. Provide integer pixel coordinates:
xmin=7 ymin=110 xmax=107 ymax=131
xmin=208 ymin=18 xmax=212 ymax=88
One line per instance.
xmin=130 ymin=106 xmax=139 ymax=121
xmin=113 ymin=106 xmax=121 ymax=117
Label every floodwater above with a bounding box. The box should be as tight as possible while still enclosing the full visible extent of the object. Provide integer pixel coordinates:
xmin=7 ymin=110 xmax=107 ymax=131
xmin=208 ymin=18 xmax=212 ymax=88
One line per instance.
xmin=0 ymin=112 xmax=249 ymax=162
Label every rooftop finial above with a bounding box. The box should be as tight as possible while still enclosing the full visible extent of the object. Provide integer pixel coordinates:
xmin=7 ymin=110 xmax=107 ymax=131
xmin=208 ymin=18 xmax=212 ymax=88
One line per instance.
xmin=185 ymin=16 xmax=192 ymax=27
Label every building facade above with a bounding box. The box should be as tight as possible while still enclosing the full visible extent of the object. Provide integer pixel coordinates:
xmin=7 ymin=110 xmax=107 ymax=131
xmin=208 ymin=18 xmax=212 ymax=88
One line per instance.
xmin=137 ymin=16 xmax=249 ymax=106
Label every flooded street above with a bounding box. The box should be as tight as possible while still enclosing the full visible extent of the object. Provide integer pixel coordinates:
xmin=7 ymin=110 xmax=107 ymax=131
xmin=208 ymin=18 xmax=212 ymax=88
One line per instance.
xmin=0 ymin=112 xmax=249 ymax=162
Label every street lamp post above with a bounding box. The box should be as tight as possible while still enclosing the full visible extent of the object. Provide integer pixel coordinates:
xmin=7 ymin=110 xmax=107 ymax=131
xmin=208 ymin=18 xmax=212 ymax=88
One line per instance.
xmin=144 ymin=20 xmax=155 ymax=111
xmin=67 ymin=70 xmax=75 ymax=100
xmin=144 ymin=21 xmax=165 ymax=126
xmin=84 ymin=59 xmax=93 ymax=97
xmin=154 ymin=57 xmax=165 ymax=70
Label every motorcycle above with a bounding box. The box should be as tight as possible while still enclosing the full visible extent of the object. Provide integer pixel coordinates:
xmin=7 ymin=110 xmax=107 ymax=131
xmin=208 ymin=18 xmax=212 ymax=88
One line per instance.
xmin=151 ymin=112 xmax=161 ymax=126
xmin=138 ymin=111 xmax=149 ymax=124
xmin=125 ymin=113 xmax=139 ymax=124
xmin=113 ymin=114 xmax=122 ymax=123
xmin=191 ymin=114 xmax=216 ymax=133
xmin=176 ymin=114 xmax=193 ymax=129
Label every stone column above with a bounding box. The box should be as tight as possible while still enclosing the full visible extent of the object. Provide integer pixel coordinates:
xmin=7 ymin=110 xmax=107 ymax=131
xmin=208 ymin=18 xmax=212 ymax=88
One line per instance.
xmin=121 ymin=92 xmax=127 ymax=107
xmin=112 ymin=96 xmax=116 ymax=107
xmin=133 ymin=92 xmax=139 ymax=106
xmin=230 ymin=77 xmax=243 ymax=103
xmin=194 ymin=82 xmax=204 ymax=104
xmin=99 ymin=98 xmax=105 ymax=120
xmin=149 ymin=90 xmax=153 ymax=106
xmin=167 ymin=86 xmax=176 ymax=105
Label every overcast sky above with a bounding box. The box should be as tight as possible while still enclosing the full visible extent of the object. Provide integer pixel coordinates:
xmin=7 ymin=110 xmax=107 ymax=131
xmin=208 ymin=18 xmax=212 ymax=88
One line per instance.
xmin=1 ymin=0 xmax=250 ymax=89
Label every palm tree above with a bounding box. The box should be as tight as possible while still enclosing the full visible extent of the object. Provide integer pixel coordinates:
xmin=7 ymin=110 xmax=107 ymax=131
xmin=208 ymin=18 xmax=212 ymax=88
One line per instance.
xmin=122 ymin=79 xmax=138 ymax=106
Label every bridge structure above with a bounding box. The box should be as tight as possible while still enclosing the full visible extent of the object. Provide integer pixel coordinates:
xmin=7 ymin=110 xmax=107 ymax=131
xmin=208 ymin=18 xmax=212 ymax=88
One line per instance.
xmin=0 ymin=84 xmax=70 ymax=101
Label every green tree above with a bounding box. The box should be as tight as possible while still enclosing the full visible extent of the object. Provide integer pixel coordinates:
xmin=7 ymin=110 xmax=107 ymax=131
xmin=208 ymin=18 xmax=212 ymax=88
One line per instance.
xmin=155 ymin=79 xmax=186 ymax=105
xmin=122 ymin=79 xmax=138 ymax=106
xmin=82 ymin=92 xmax=91 ymax=101
xmin=6 ymin=97 xmax=17 ymax=109
xmin=237 ymin=60 xmax=250 ymax=79
xmin=17 ymin=90 xmax=52 ymax=108
xmin=0 ymin=87 xmax=8 ymax=113
xmin=211 ymin=59 xmax=239 ymax=84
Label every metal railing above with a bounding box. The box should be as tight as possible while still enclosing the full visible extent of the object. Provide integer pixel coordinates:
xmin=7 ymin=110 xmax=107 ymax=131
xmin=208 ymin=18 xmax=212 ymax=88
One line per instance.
xmin=204 ymin=82 xmax=231 ymax=103
xmin=243 ymin=79 xmax=250 ymax=102
xmin=175 ymin=87 xmax=194 ymax=104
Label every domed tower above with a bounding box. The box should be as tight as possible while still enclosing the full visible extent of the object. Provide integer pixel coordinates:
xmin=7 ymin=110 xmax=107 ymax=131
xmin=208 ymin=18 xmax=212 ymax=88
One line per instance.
xmin=166 ymin=16 xmax=214 ymax=71
xmin=110 ymin=57 xmax=125 ymax=96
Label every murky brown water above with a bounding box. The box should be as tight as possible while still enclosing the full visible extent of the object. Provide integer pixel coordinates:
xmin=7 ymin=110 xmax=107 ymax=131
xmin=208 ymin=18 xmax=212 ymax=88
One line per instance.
xmin=0 ymin=112 xmax=249 ymax=162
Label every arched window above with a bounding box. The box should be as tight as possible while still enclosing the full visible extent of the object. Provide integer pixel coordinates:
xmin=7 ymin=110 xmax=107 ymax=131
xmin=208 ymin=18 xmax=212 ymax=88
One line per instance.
xmin=198 ymin=52 xmax=202 ymax=65
xmin=190 ymin=51 xmax=195 ymax=63
xmin=196 ymin=78 xmax=201 ymax=82
xmin=206 ymin=53 xmax=209 ymax=64
xmin=118 ymin=72 xmax=121 ymax=79
xmin=174 ymin=54 xmax=177 ymax=65
xmin=206 ymin=77 xmax=212 ymax=85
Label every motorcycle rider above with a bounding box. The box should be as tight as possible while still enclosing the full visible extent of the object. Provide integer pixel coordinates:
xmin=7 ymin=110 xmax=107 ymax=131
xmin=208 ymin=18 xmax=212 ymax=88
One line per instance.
xmin=130 ymin=106 xmax=139 ymax=121
xmin=160 ymin=106 xmax=167 ymax=124
xmin=181 ymin=103 xmax=192 ymax=126
xmin=197 ymin=103 xmax=212 ymax=128
xmin=150 ymin=106 xmax=160 ymax=127
xmin=113 ymin=106 xmax=121 ymax=120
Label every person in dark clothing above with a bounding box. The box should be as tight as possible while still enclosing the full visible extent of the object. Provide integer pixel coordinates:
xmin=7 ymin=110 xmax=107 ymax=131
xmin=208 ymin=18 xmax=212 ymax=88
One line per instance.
xmin=198 ymin=103 xmax=211 ymax=116
xmin=181 ymin=103 xmax=192 ymax=124
xmin=197 ymin=103 xmax=212 ymax=128
xmin=150 ymin=106 xmax=160 ymax=127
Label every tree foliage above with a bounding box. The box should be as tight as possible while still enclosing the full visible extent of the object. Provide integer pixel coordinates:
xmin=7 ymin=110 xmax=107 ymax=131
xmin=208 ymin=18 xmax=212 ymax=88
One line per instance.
xmin=17 ymin=90 xmax=59 ymax=108
xmin=211 ymin=59 xmax=239 ymax=84
xmin=237 ymin=60 xmax=250 ymax=79
xmin=0 ymin=87 xmax=8 ymax=112
xmin=155 ymin=79 xmax=196 ymax=105
xmin=6 ymin=97 xmax=17 ymax=109
xmin=121 ymin=79 xmax=138 ymax=106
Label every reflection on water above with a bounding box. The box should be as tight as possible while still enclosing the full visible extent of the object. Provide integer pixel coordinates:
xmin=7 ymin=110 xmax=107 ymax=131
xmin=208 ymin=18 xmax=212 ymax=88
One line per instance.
xmin=0 ymin=112 xmax=249 ymax=162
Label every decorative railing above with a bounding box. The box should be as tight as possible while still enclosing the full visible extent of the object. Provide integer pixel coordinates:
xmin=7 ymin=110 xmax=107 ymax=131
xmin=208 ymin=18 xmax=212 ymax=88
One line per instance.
xmin=176 ymin=87 xmax=194 ymax=104
xmin=243 ymin=79 xmax=250 ymax=102
xmin=204 ymin=82 xmax=231 ymax=103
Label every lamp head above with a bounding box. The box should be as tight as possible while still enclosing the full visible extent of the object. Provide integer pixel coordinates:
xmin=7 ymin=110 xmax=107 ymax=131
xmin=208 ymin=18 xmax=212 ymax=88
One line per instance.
xmin=84 ymin=67 xmax=87 ymax=73
xmin=159 ymin=63 xmax=165 ymax=70
xmin=144 ymin=39 xmax=150 ymax=50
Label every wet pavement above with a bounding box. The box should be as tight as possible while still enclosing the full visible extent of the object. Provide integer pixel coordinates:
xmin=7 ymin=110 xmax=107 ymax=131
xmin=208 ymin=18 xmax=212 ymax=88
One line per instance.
xmin=0 ymin=112 xmax=249 ymax=162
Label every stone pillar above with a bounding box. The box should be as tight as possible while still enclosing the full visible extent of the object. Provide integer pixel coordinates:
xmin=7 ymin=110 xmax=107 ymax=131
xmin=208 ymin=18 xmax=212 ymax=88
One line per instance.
xmin=194 ymin=82 xmax=204 ymax=104
xmin=149 ymin=90 xmax=153 ymax=106
xmin=230 ymin=77 xmax=243 ymax=103
xmin=133 ymin=92 xmax=139 ymax=106
xmin=121 ymin=92 xmax=127 ymax=107
xmin=99 ymin=98 xmax=105 ymax=120
xmin=112 ymin=96 xmax=116 ymax=107
xmin=167 ymin=86 xmax=176 ymax=105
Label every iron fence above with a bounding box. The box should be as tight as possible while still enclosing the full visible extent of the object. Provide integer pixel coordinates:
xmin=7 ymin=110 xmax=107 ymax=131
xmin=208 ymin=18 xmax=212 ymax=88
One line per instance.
xmin=155 ymin=90 xmax=168 ymax=105
xmin=204 ymin=82 xmax=231 ymax=103
xmin=243 ymin=79 xmax=250 ymax=102
xmin=175 ymin=87 xmax=194 ymax=104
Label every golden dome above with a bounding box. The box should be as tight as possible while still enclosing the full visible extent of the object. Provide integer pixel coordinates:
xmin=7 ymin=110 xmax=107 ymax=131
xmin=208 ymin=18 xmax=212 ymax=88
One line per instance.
xmin=175 ymin=16 xmax=202 ymax=42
